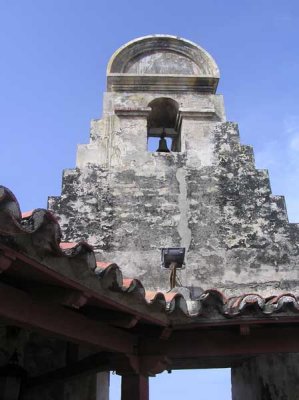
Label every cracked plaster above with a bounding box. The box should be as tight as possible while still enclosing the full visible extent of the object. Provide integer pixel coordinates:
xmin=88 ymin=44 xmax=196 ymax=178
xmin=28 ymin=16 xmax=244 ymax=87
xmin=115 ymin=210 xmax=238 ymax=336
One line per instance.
xmin=48 ymin=36 xmax=299 ymax=297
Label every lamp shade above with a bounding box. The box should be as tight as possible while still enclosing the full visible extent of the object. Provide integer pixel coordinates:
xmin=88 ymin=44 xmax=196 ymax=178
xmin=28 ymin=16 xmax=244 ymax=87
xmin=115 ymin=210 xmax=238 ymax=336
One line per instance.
xmin=161 ymin=247 xmax=185 ymax=269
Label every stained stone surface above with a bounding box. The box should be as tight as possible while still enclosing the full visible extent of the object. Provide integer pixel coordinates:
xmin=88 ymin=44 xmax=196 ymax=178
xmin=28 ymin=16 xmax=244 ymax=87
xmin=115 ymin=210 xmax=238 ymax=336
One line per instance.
xmin=107 ymin=35 xmax=219 ymax=76
xmin=48 ymin=35 xmax=299 ymax=296
xmin=124 ymin=51 xmax=201 ymax=75
xmin=231 ymin=354 xmax=299 ymax=400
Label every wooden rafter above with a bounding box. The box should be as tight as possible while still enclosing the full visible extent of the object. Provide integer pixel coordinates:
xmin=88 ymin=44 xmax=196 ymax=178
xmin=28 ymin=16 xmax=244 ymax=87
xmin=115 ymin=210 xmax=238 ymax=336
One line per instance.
xmin=140 ymin=325 xmax=299 ymax=360
xmin=0 ymin=282 xmax=136 ymax=354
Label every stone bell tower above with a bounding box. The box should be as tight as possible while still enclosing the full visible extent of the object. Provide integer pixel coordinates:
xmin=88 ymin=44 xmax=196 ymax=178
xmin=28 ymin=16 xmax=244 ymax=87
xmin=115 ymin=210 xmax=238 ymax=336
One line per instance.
xmin=49 ymin=35 xmax=299 ymax=297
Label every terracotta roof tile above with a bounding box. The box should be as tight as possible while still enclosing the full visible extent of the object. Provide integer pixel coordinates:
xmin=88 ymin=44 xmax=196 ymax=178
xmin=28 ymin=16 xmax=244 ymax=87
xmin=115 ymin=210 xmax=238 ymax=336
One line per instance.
xmin=22 ymin=211 xmax=34 ymax=218
xmin=1 ymin=185 xmax=299 ymax=324
xmin=144 ymin=291 xmax=167 ymax=308
xmin=60 ymin=242 xmax=80 ymax=250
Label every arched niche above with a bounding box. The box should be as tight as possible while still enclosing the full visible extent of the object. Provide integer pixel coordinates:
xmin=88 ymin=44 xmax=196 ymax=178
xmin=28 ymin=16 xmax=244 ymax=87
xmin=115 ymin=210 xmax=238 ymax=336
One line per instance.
xmin=147 ymin=98 xmax=181 ymax=152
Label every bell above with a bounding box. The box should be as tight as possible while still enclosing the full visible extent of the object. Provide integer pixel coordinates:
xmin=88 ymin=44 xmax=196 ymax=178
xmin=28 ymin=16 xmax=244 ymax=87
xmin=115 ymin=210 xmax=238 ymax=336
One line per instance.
xmin=156 ymin=137 xmax=170 ymax=153
xmin=156 ymin=131 xmax=170 ymax=153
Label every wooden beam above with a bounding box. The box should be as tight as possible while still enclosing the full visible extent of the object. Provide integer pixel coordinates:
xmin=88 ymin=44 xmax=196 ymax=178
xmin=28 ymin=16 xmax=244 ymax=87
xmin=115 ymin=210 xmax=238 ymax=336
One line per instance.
xmin=66 ymin=343 xmax=79 ymax=365
xmin=0 ymin=252 xmax=15 ymax=272
xmin=0 ymin=282 xmax=136 ymax=353
xmin=83 ymin=307 xmax=141 ymax=329
xmin=121 ymin=375 xmax=149 ymax=400
xmin=28 ymin=286 xmax=90 ymax=309
xmin=141 ymin=325 xmax=299 ymax=359
xmin=27 ymin=352 xmax=110 ymax=388
xmin=0 ymin=245 xmax=168 ymax=327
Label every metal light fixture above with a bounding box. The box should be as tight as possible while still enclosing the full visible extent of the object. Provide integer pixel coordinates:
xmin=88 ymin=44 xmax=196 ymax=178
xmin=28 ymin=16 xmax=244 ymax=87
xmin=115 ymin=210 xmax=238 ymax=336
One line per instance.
xmin=161 ymin=248 xmax=185 ymax=289
xmin=161 ymin=248 xmax=185 ymax=269
xmin=0 ymin=352 xmax=26 ymax=400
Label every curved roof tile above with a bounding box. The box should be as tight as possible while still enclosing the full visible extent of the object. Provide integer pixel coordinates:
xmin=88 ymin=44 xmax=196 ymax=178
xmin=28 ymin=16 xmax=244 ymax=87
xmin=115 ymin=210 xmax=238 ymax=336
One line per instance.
xmin=0 ymin=185 xmax=299 ymax=323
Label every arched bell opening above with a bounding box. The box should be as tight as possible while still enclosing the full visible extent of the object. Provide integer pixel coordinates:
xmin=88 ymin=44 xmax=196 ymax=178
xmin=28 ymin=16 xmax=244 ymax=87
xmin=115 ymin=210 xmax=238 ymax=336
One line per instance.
xmin=147 ymin=98 xmax=181 ymax=153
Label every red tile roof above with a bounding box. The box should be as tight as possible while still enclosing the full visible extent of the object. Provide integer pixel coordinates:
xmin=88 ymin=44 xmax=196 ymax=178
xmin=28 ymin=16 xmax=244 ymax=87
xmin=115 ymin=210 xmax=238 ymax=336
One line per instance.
xmin=1 ymin=185 xmax=299 ymax=325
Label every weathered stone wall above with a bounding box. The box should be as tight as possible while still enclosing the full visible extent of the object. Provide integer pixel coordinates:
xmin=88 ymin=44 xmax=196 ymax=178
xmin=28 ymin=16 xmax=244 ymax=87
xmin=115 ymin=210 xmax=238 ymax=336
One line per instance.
xmin=22 ymin=333 xmax=90 ymax=400
xmin=49 ymin=117 xmax=299 ymax=296
xmin=232 ymin=354 xmax=299 ymax=400
xmin=0 ymin=327 xmax=108 ymax=400
xmin=45 ymin=34 xmax=299 ymax=399
xmin=48 ymin=35 xmax=299 ymax=297
xmin=24 ymin=374 xmax=98 ymax=400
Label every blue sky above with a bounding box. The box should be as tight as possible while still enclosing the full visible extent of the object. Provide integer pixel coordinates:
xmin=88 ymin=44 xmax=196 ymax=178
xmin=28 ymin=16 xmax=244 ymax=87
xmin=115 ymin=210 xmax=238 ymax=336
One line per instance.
xmin=1 ymin=1 xmax=299 ymax=398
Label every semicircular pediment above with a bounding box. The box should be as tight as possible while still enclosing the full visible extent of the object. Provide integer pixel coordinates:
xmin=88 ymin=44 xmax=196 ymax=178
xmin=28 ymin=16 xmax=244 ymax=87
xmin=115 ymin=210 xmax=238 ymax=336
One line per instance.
xmin=107 ymin=35 xmax=220 ymax=78
xmin=124 ymin=50 xmax=202 ymax=75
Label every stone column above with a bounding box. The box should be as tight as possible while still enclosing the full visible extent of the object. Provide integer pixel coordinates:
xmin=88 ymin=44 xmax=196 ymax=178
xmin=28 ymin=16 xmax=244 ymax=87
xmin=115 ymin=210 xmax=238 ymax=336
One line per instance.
xmin=232 ymin=353 xmax=299 ymax=400
xmin=96 ymin=372 xmax=110 ymax=400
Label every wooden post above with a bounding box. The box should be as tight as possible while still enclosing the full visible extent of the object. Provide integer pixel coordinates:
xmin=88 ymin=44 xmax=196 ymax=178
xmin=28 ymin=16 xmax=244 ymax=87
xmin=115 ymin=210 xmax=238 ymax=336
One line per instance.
xmin=121 ymin=375 xmax=149 ymax=400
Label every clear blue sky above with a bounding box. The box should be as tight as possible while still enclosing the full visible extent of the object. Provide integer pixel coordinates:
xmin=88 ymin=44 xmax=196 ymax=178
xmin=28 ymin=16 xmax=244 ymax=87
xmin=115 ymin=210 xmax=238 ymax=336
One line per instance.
xmin=1 ymin=1 xmax=299 ymax=398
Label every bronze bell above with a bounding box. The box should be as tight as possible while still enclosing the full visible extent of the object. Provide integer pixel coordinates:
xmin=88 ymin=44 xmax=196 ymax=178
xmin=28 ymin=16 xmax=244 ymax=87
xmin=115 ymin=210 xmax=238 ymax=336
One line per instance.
xmin=156 ymin=130 xmax=170 ymax=153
